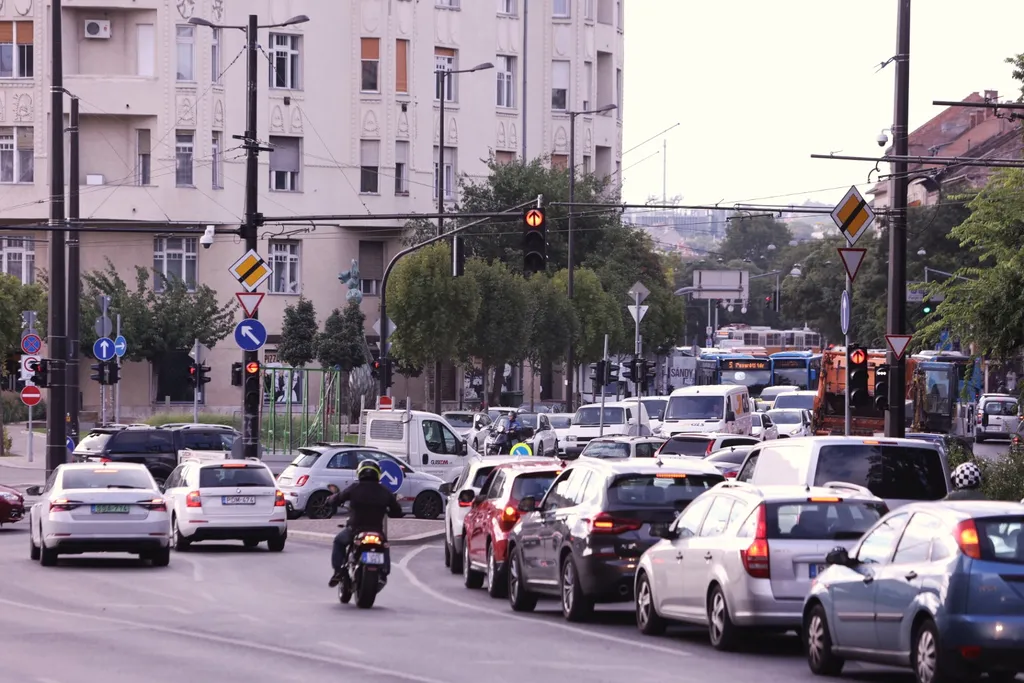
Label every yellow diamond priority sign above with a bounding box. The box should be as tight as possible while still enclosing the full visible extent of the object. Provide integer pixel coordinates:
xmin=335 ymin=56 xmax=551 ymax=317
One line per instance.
xmin=229 ymin=249 xmax=273 ymax=292
xmin=830 ymin=186 xmax=875 ymax=247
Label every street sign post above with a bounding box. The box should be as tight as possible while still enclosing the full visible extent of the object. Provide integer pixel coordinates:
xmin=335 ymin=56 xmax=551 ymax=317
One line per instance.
xmin=20 ymin=333 xmax=41 ymax=355
xmin=378 ymin=459 xmax=405 ymax=493
xmin=93 ymin=337 xmax=115 ymax=362
xmin=236 ymin=292 xmax=266 ymax=318
xmin=840 ymin=290 xmax=851 ymax=336
xmin=838 ymin=248 xmax=867 ymax=282
xmin=830 ymin=186 xmax=876 ymax=246
xmin=229 ymin=249 xmax=273 ymax=292
xmin=113 ymin=336 xmax=128 ymax=358
xmin=627 ymin=305 xmax=649 ymax=324
xmin=21 ymin=385 xmax=41 ymax=406
xmin=885 ymin=334 xmax=913 ymax=361
xmin=21 ymin=355 xmax=39 ymax=385
xmin=234 ymin=319 xmax=268 ymax=351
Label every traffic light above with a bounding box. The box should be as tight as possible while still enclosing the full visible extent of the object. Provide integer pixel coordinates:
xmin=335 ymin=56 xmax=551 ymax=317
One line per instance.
xmin=620 ymin=360 xmax=632 ymax=381
xmin=764 ymin=295 xmax=772 ymax=308
xmin=187 ymin=362 xmax=198 ymax=387
xmin=874 ymin=363 xmax=890 ymax=412
xmin=90 ymin=361 xmax=108 ymax=385
xmin=452 ymin=235 xmax=466 ymax=277
xmin=847 ymin=345 xmax=870 ymax=409
xmin=107 ymin=361 xmax=120 ymax=385
xmin=28 ymin=358 xmax=50 ymax=388
xmin=522 ymin=207 xmax=547 ymax=274
xmin=231 ymin=361 xmax=243 ymax=386
xmin=922 ymin=302 xmax=932 ymax=315
xmin=245 ymin=361 xmax=261 ymax=376
xmin=608 ymin=363 xmax=619 ymax=383
xmin=196 ymin=364 xmax=211 ymax=386
xmin=381 ymin=357 xmax=394 ymax=388
xmin=371 ymin=359 xmax=381 ymax=380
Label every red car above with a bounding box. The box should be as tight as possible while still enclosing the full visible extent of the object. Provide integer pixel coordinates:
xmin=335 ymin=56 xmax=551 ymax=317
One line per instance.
xmin=0 ymin=483 xmax=26 ymax=526
xmin=461 ymin=459 xmax=563 ymax=598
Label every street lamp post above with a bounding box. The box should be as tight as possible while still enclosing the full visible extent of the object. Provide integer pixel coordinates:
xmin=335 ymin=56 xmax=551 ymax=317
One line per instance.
xmin=566 ymin=103 xmax=616 ymax=412
xmin=189 ymin=13 xmax=309 ymax=460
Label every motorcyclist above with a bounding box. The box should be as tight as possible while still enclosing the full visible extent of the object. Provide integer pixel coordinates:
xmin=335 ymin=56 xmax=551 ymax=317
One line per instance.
xmin=327 ymin=460 xmax=403 ymax=588
xmin=507 ymin=411 xmax=523 ymax=443
xmin=945 ymin=461 xmax=987 ymax=501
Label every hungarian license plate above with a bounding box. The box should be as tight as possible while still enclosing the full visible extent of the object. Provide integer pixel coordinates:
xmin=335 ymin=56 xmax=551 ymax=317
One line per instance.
xmin=92 ymin=504 xmax=130 ymax=514
xmin=361 ymin=551 xmax=385 ymax=565
xmin=222 ymin=496 xmax=256 ymax=505
xmin=808 ymin=563 xmax=827 ymax=579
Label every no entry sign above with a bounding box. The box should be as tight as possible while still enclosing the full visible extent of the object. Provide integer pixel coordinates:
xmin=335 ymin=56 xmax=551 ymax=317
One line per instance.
xmin=21 ymin=385 xmax=42 ymax=407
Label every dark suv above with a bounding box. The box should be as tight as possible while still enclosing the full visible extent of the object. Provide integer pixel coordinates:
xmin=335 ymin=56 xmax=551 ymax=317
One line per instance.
xmin=72 ymin=424 xmax=240 ymax=485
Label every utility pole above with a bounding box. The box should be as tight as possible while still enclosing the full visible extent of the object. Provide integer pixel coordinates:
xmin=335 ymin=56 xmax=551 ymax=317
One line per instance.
xmin=844 ymin=276 xmax=852 ymax=437
xmin=436 ymin=67 xmax=446 ymax=415
xmin=521 ymin=0 xmax=528 ymax=161
xmin=567 ymin=111 xmax=577 ymax=413
xmin=662 ymin=139 xmax=667 ymax=204
xmin=885 ymin=0 xmax=911 ymax=438
xmin=46 ymin=0 xmax=68 ymax=477
xmin=67 ymin=94 xmax=80 ymax=442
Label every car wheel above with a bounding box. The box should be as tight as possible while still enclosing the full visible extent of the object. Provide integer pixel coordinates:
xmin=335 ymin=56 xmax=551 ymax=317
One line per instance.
xmin=560 ymin=553 xmax=593 ymax=622
xmin=171 ymin=515 xmax=191 ymax=551
xmin=150 ymin=547 xmax=171 ymax=567
xmin=444 ymin=535 xmax=452 ymax=568
xmin=707 ymin=585 xmax=739 ymax=651
xmin=39 ymin=539 xmax=58 ymax=567
xmin=449 ymin=526 xmax=464 ymax=575
xmin=507 ymin=546 xmax=537 ymax=612
xmin=412 ymin=491 xmax=443 ymax=520
xmin=913 ymin=619 xmax=950 ymax=683
xmin=635 ymin=572 xmax=666 ymax=636
xmin=267 ymin=532 xmax=286 ymax=553
xmin=486 ymin=543 xmax=507 ymax=599
xmin=29 ymin=526 xmax=40 ymax=561
xmin=462 ymin=534 xmax=484 ymax=589
xmin=305 ymin=491 xmax=332 ymax=519
xmin=805 ymin=603 xmax=844 ymax=676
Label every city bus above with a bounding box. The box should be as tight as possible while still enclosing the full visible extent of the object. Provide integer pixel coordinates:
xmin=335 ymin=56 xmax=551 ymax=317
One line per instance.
xmin=696 ymin=354 xmax=772 ymax=398
xmin=770 ymin=351 xmax=822 ymax=390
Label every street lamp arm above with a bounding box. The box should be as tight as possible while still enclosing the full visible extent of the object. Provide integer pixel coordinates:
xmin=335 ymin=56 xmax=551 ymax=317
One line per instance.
xmin=188 ymin=14 xmax=308 ymax=30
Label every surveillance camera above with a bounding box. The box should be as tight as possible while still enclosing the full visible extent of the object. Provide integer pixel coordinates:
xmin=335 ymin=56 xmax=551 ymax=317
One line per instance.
xmin=200 ymin=225 xmax=215 ymax=249
xmin=877 ymin=133 xmax=889 ymax=147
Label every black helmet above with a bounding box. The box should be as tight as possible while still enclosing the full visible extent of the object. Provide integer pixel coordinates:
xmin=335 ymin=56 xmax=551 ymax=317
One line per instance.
xmin=357 ymin=459 xmax=382 ymax=482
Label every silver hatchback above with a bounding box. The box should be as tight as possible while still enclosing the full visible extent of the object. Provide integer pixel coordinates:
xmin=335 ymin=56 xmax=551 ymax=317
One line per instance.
xmin=634 ymin=481 xmax=888 ymax=650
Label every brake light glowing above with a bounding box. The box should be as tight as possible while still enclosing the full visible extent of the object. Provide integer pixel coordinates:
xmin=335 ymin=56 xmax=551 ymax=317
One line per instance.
xmin=955 ymin=519 xmax=982 ymax=559
xmin=295 ymin=475 xmax=309 ymax=487
xmin=361 ymin=534 xmax=382 ymax=545
xmin=588 ymin=512 xmax=643 ymax=535
xmin=274 ymin=490 xmax=286 ymax=507
xmin=808 ymin=497 xmax=841 ymax=503
xmin=724 ymin=471 xmax=737 ymax=479
xmin=656 ymin=473 xmax=687 ymax=478
xmin=499 ymin=505 xmax=519 ymax=531
xmin=185 ymin=491 xmax=202 ymax=508
xmin=49 ymin=499 xmax=77 ymax=512
xmin=221 ymin=463 xmax=247 ymax=468
xmin=740 ymin=503 xmax=770 ymax=578
xmin=705 ymin=441 xmax=714 ymax=456
xmin=140 ymin=498 xmax=167 ymax=512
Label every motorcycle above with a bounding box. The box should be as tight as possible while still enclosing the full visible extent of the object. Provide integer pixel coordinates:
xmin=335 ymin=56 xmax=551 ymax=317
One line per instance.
xmin=326 ymin=484 xmax=393 ymax=609
xmin=486 ymin=423 xmax=535 ymax=455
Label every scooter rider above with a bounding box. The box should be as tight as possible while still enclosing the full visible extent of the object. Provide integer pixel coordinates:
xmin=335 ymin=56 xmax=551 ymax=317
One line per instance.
xmin=507 ymin=411 xmax=523 ymax=444
xmin=945 ymin=461 xmax=987 ymax=501
xmin=327 ymin=460 xmax=403 ymax=587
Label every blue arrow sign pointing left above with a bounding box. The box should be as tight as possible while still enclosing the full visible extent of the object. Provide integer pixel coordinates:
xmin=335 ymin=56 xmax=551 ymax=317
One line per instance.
xmin=93 ymin=337 xmax=115 ymax=361
xmin=234 ymin=319 xmax=267 ymax=351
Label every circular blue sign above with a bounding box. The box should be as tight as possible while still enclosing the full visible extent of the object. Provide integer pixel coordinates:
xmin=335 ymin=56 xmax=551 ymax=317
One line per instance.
xmin=510 ymin=442 xmax=533 ymax=457
xmin=21 ymin=333 xmax=41 ymax=354
xmin=66 ymin=436 xmax=75 ymax=452
xmin=377 ymin=459 xmax=405 ymax=493
xmin=93 ymin=337 xmax=115 ymax=361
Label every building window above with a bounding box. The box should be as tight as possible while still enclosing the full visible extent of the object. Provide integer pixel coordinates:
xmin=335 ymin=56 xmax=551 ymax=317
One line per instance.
xmin=210 ymin=27 xmax=221 ymax=83
xmin=584 ymin=0 xmax=595 ymax=20
xmin=136 ymin=129 xmax=151 ymax=185
xmin=551 ymin=154 xmax=568 ymax=170
xmin=269 ymin=135 xmax=300 ymax=191
xmin=616 ymin=67 xmax=623 ymax=119
xmin=268 ymin=241 xmax=300 ymax=295
xmin=211 ymin=131 xmax=222 ymax=189
xmin=436 ymin=0 xmax=460 ymax=7
xmin=270 ymin=34 xmax=301 ymax=89
xmin=395 ymin=39 xmax=409 ymax=94
xmin=0 ymin=126 xmax=33 ymax=183
xmin=0 ymin=21 xmax=33 ymax=78
xmin=496 ymin=55 xmax=515 ymax=108
xmin=433 ymin=146 xmax=455 ymax=200
xmin=394 ymin=140 xmax=409 ymax=195
xmin=551 ymin=60 xmax=569 ymax=111
xmin=435 ymin=47 xmax=456 ymax=101
xmin=136 ymin=24 xmax=154 ymax=77
xmin=358 ymin=241 xmax=385 ymax=296
xmin=361 ymin=38 xmax=380 ymax=93
xmin=583 ymin=154 xmax=592 ymax=174
xmin=553 ymin=0 xmax=570 ymax=18
xmin=617 ymin=0 xmax=624 ymax=28
xmin=597 ymin=0 xmax=613 ymax=24
xmin=495 ymin=151 xmax=516 ymax=165
xmin=175 ymin=25 xmax=194 ymax=81
xmin=498 ymin=0 xmax=517 ymax=15
xmin=360 ymin=139 xmax=380 ymax=194
xmin=0 ymin=236 xmax=34 ymax=284
xmin=153 ymin=237 xmax=197 ymax=292
xmin=583 ymin=61 xmax=593 ymax=110
xmin=175 ymin=132 xmax=194 ymax=186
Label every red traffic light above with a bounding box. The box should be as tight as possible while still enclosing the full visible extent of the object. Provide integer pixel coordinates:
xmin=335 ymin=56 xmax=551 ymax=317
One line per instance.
xmin=245 ymin=362 xmax=261 ymax=374
xmin=189 ymin=366 xmax=197 ymax=376
xmin=850 ymin=348 xmax=867 ymax=365
xmin=372 ymin=360 xmax=381 ymax=370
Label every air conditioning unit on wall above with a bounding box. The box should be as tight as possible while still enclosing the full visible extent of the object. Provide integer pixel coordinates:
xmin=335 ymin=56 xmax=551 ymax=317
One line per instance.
xmin=84 ymin=20 xmax=112 ymax=39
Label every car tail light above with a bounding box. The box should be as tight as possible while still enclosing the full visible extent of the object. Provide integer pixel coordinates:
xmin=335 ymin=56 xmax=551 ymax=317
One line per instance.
xmin=740 ymin=503 xmax=770 ymax=578
xmin=960 ymin=645 xmax=982 ymax=660
xmin=808 ymin=497 xmax=841 ymax=503
xmin=976 ymin=412 xmax=983 ymax=424
xmin=274 ymin=490 xmax=286 ymax=507
xmin=185 ymin=491 xmax=202 ymax=508
xmin=49 ymin=498 xmax=79 ymax=512
xmin=295 ymin=475 xmax=309 ymax=487
xmin=221 ymin=463 xmax=247 ymax=468
xmin=724 ymin=471 xmax=737 ymax=479
xmin=955 ymin=519 xmax=982 ymax=559
xmin=139 ymin=498 xmax=167 ymax=512
xmin=588 ymin=512 xmax=642 ymax=535
xmin=705 ymin=441 xmax=714 ymax=456
xmin=499 ymin=505 xmax=519 ymax=531
xmin=458 ymin=496 xmax=473 ymax=508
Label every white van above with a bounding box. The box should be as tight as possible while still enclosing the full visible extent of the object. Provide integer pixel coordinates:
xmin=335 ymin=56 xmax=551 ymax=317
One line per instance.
xmin=362 ymin=409 xmax=469 ymax=480
xmin=658 ymin=385 xmax=752 ymax=437
xmin=562 ymin=400 xmax=650 ymax=458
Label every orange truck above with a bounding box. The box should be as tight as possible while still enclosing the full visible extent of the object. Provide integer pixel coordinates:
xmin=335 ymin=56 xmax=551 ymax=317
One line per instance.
xmin=812 ymin=349 xmax=919 ymax=436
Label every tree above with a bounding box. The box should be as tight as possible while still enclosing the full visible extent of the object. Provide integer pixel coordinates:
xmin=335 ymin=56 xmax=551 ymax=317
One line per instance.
xmin=524 ymin=274 xmax=575 ymax=370
xmin=552 ymin=267 xmax=622 ymax=365
xmin=277 ymin=297 xmax=318 ymax=367
xmin=464 ymin=258 xmax=530 ymax=404
xmin=315 ymin=303 xmax=367 ymax=372
xmin=718 ymin=215 xmax=793 ymax=263
xmin=0 ymin=274 xmax=47 ymax=355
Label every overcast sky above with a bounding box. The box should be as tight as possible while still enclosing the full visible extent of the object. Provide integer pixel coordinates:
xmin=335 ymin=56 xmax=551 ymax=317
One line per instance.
xmin=621 ymin=1 xmax=1024 ymax=209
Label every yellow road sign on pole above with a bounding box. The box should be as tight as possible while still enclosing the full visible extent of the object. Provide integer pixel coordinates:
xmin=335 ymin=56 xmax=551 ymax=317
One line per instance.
xmin=229 ymin=249 xmax=273 ymax=292
xmin=830 ymin=186 xmax=875 ymax=247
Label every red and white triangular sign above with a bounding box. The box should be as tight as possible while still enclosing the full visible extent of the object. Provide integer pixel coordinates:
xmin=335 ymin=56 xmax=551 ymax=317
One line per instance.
xmin=236 ymin=292 xmax=265 ymax=318
xmin=885 ymin=334 xmax=913 ymax=361
xmin=837 ymin=248 xmax=867 ymax=282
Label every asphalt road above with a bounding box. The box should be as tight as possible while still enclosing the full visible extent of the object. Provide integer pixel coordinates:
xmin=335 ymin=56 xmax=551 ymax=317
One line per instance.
xmin=972 ymin=438 xmax=1012 ymax=462
xmin=0 ymin=526 xmax=930 ymax=683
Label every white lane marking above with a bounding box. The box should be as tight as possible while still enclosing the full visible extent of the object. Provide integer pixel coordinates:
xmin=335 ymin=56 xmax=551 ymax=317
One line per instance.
xmin=36 ymin=678 xmax=64 ymax=683
xmin=0 ymin=597 xmax=446 ymax=683
xmin=103 ymin=603 xmax=192 ymax=615
xmin=318 ymin=640 xmax=363 ymax=656
xmin=397 ymin=546 xmax=691 ymax=658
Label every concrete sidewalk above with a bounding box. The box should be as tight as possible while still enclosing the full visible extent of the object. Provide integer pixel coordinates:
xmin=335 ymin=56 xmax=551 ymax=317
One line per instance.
xmin=0 ymin=425 xmax=47 ymax=487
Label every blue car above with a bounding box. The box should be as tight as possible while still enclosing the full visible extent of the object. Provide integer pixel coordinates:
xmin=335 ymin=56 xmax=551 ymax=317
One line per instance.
xmin=802 ymin=500 xmax=1024 ymax=683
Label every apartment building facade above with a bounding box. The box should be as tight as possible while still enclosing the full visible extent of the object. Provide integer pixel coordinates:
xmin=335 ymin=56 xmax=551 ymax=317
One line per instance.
xmin=1 ymin=0 xmax=624 ymax=416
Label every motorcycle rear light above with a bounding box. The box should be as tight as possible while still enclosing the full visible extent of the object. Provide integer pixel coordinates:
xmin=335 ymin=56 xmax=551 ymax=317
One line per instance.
xmin=295 ymin=475 xmax=309 ymax=487
xmin=49 ymin=499 xmax=78 ymax=512
xmin=588 ymin=512 xmax=642 ymax=535
xmin=740 ymin=504 xmax=770 ymax=578
xmin=139 ymin=498 xmax=167 ymax=512
xmin=185 ymin=490 xmax=202 ymax=508
xmin=361 ymin=534 xmax=382 ymax=545
xmin=955 ymin=519 xmax=981 ymax=559
xmin=274 ymin=490 xmax=286 ymax=507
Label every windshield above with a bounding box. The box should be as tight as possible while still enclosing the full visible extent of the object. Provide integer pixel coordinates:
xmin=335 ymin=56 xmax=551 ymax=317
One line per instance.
xmin=768 ymin=410 xmax=802 ymax=424
xmin=549 ymin=416 xmax=572 ymax=429
xmin=510 ymin=471 xmax=559 ymax=501
xmin=291 ymin=450 xmax=324 ymax=468
xmin=516 ymin=414 xmax=539 ymax=428
xmin=768 ymin=501 xmax=887 ymax=540
xmin=812 ymin=444 xmax=948 ymax=500
xmin=62 ymin=468 xmax=154 ymax=490
xmin=721 ymin=369 xmax=772 ymax=396
xmin=976 ymin=517 xmax=1024 ymax=564
xmin=76 ymin=432 xmax=113 ymax=452
xmin=659 ymin=437 xmax=711 ymax=457
xmin=773 ymin=394 xmax=815 ymax=411
xmin=665 ymin=395 xmax=724 ymax=421
xmin=608 ymin=473 xmax=724 ymax=508
xmin=574 ymin=407 xmax=625 ymax=425
xmin=199 ymin=465 xmax=275 ymax=488
xmin=582 ymin=441 xmax=632 ymax=459
xmin=641 ymin=399 xmax=667 ymax=421
xmin=444 ymin=414 xmax=475 ymax=429
xmin=772 ymin=368 xmax=809 ymax=389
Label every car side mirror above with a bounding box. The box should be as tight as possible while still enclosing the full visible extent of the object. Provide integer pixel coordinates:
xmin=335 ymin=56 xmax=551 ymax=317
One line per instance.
xmin=439 ymin=482 xmax=452 ymax=496
xmin=726 ymin=410 xmax=735 ymax=421
xmin=457 ymin=490 xmax=475 ymax=505
xmin=25 ymin=485 xmax=41 ymax=496
xmin=825 ymin=546 xmax=852 ymax=567
xmin=518 ymin=496 xmax=537 ymax=513
xmin=459 ymin=441 xmax=468 ymax=456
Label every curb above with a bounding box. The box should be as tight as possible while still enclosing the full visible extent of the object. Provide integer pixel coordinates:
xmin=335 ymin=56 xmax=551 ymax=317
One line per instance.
xmin=0 ymin=462 xmax=42 ymax=471
xmin=288 ymin=529 xmax=444 ymax=546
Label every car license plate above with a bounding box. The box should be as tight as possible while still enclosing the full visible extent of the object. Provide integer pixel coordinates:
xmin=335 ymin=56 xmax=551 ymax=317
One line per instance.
xmin=222 ymin=496 xmax=256 ymax=505
xmin=809 ymin=563 xmax=827 ymax=579
xmin=92 ymin=504 xmax=130 ymax=514
xmin=361 ymin=551 xmax=385 ymax=565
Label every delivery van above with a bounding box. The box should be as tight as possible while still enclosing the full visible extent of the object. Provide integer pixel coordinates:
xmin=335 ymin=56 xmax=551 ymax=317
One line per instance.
xmin=363 ymin=409 xmax=469 ymax=480
xmin=659 ymin=385 xmax=752 ymax=436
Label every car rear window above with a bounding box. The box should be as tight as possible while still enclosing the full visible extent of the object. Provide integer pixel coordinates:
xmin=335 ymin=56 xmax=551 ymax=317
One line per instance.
xmin=549 ymin=416 xmax=572 ymax=429
xmin=608 ymin=473 xmax=724 ymax=509
xmin=472 ymin=466 xmax=497 ymax=488
xmin=659 ymin=437 xmax=711 ymax=457
xmin=768 ymin=501 xmax=887 ymax=541
xmin=707 ymin=449 xmax=750 ymax=465
xmin=199 ymin=466 xmax=275 ymax=488
xmin=976 ymin=517 xmax=1024 ymax=564
xmin=812 ymin=444 xmax=947 ymax=500
xmin=510 ymin=471 xmax=559 ymax=501
xmin=983 ymin=401 xmax=1017 ymax=415
xmin=290 ymin=450 xmax=324 ymax=468
xmin=773 ymin=394 xmax=815 ymax=410
xmin=76 ymin=432 xmax=113 ymax=452
xmin=583 ymin=441 xmax=632 ymax=459
xmin=62 ymin=468 xmax=154 ymax=490
xmin=444 ymin=414 xmax=475 ymax=428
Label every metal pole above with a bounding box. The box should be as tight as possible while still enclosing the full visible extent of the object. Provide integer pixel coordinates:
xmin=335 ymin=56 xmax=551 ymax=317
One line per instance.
xmin=844 ymin=276 xmax=852 ymax=437
xmin=434 ymin=69 xmax=446 ymax=414
xmin=67 ymin=96 xmax=80 ymax=442
xmin=114 ymin=314 xmax=121 ymax=423
xmin=192 ymin=339 xmax=200 ymax=423
xmin=599 ymin=334 xmax=608 ymax=437
xmin=241 ymin=14 xmax=262 ymax=459
xmin=27 ymin=406 xmax=33 ymax=463
xmin=100 ymin=386 xmax=106 ymax=425
xmin=521 ymin=0 xmax=528 ymax=161
xmin=566 ymin=112 xmax=577 ymax=412
xmin=46 ymin=0 xmax=68 ymax=477
xmin=706 ymin=299 xmax=712 ymax=346
xmin=775 ymin=273 xmax=780 ymax=314
xmin=662 ymin=139 xmax=667 ymax=204
xmin=635 ymin=292 xmax=642 ymax=433
xmin=885 ymin=0 xmax=911 ymax=439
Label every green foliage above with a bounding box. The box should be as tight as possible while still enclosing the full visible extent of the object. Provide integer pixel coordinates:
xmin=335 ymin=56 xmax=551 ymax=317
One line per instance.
xmin=524 ymin=274 xmax=575 ymax=369
xmin=315 ymin=303 xmax=366 ymax=371
xmin=718 ymin=216 xmax=793 ymax=263
xmin=552 ymin=268 xmax=622 ymax=364
xmin=0 ymin=274 xmax=47 ymax=356
xmin=79 ymin=260 xmax=236 ymax=361
xmin=948 ymin=444 xmax=1024 ymax=503
xmin=464 ymin=258 xmax=530 ymax=366
xmin=277 ymin=297 xmax=318 ymax=367
xmin=1 ymin=391 xmax=46 ymax=422
xmin=0 ymin=427 xmax=11 ymax=456
xmin=1006 ymin=53 xmax=1024 ymax=101
xmin=387 ymin=242 xmax=480 ymax=371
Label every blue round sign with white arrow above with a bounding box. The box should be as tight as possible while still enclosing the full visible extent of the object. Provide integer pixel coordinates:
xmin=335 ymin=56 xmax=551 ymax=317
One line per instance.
xmin=234 ymin=318 xmax=267 ymax=351
xmin=93 ymin=337 xmax=115 ymax=361
xmin=378 ymin=459 xmax=405 ymax=494
xmin=113 ymin=335 xmax=128 ymax=358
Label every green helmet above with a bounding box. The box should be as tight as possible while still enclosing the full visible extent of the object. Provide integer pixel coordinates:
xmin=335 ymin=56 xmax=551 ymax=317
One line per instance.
xmin=357 ymin=459 xmax=382 ymax=482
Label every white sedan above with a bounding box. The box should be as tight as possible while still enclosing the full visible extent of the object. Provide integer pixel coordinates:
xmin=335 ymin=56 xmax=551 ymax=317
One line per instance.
xmin=750 ymin=412 xmax=778 ymax=440
xmin=767 ymin=408 xmax=814 ymax=437
xmin=27 ymin=462 xmax=171 ymax=567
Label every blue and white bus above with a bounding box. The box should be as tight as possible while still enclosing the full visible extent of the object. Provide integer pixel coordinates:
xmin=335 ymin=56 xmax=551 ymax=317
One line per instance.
xmin=696 ymin=354 xmax=772 ymax=398
xmin=770 ymin=351 xmax=822 ymax=390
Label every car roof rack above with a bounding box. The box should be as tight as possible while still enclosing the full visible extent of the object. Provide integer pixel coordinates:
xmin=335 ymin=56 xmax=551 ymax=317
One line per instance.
xmin=821 ymin=481 xmax=875 ymax=498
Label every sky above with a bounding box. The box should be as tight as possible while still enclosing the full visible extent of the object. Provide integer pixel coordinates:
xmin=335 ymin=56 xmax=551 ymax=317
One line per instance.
xmin=621 ymin=1 xmax=1024 ymax=209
